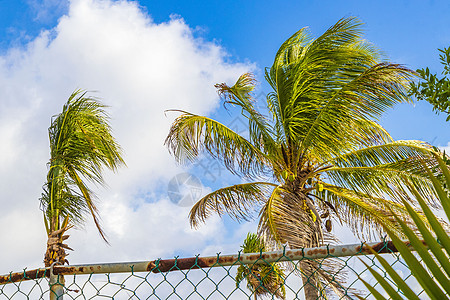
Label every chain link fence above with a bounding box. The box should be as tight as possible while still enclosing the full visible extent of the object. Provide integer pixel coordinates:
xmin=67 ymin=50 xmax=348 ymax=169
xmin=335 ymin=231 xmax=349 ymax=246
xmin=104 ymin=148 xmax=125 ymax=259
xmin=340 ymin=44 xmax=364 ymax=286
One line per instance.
xmin=0 ymin=240 xmax=423 ymax=299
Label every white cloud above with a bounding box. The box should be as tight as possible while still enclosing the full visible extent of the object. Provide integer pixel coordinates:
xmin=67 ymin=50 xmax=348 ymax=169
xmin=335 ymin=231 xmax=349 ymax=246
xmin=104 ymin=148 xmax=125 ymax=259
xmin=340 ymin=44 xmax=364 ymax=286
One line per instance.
xmin=0 ymin=0 xmax=253 ymax=272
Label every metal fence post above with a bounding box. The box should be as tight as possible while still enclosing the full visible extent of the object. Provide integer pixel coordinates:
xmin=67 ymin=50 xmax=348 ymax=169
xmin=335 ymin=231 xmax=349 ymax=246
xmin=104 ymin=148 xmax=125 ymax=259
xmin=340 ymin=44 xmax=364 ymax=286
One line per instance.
xmin=49 ymin=263 xmax=64 ymax=300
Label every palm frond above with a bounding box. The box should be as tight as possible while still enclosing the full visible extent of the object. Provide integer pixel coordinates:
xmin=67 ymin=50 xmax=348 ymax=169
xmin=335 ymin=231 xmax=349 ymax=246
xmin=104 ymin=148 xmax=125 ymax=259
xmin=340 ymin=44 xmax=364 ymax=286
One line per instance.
xmin=318 ymin=183 xmax=420 ymax=240
xmin=298 ymin=63 xmax=413 ymax=160
xmin=359 ymin=155 xmax=450 ymax=299
xmin=325 ymin=164 xmax=437 ymax=204
xmin=265 ymin=17 xmax=414 ymax=163
xmin=67 ymin=167 xmax=107 ymax=242
xmin=215 ymin=73 xmax=278 ymax=156
xmin=41 ymin=180 xmax=87 ymax=227
xmin=189 ymin=182 xmax=277 ymax=228
xmin=48 ymin=91 xmax=124 ymax=182
xmin=265 ymin=91 xmax=285 ymax=144
xmin=165 ymin=112 xmax=268 ymax=178
xmin=265 ymin=25 xmax=312 ymax=142
xmin=267 ymin=18 xmax=373 ymax=138
xmin=322 ymin=141 xmax=440 ymax=204
xmin=325 ymin=140 xmax=436 ymax=168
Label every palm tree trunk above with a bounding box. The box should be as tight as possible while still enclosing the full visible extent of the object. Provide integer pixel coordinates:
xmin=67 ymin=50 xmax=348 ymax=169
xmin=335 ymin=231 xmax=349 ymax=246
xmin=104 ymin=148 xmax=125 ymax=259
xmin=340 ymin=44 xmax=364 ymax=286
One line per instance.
xmin=45 ymin=228 xmax=70 ymax=300
xmin=44 ymin=228 xmax=70 ymax=267
xmin=300 ymin=198 xmax=323 ymax=299
xmin=301 ymin=265 xmax=321 ymax=300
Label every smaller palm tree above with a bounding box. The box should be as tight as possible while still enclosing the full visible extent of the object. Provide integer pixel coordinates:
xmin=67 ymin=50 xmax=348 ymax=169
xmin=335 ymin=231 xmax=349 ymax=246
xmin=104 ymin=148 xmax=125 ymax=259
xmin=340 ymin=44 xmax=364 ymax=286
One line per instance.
xmin=40 ymin=90 xmax=125 ymax=268
xmin=359 ymin=153 xmax=450 ymax=300
xmin=236 ymin=233 xmax=286 ymax=299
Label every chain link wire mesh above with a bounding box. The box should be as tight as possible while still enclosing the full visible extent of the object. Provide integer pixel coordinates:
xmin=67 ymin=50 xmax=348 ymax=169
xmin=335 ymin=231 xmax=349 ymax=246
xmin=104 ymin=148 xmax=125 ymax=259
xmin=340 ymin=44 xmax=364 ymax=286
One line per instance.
xmin=0 ymin=240 xmax=425 ymax=299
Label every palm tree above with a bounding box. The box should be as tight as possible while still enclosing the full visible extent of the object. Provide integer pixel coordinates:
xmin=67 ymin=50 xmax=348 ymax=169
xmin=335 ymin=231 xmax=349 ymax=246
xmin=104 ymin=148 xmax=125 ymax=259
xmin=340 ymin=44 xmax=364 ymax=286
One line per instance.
xmin=40 ymin=90 xmax=125 ymax=268
xmin=235 ymin=233 xmax=286 ymax=299
xmin=165 ymin=17 xmax=441 ymax=299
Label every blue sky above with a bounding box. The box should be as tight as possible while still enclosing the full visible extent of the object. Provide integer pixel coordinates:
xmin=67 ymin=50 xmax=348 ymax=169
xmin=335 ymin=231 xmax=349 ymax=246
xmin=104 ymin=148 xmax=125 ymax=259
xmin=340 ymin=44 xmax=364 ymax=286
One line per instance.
xmin=0 ymin=0 xmax=449 ymax=273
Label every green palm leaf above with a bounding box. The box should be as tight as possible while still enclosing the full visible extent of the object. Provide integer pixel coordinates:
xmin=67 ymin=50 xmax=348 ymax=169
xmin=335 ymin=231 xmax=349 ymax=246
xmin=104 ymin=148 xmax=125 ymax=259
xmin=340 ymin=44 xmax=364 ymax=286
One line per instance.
xmin=318 ymin=183 xmax=417 ymax=239
xmin=327 ymin=140 xmax=436 ymax=168
xmin=266 ymin=18 xmax=414 ymax=160
xmin=215 ymin=73 xmax=277 ymax=153
xmin=299 ymin=63 xmax=413 ymax=160
xmin=323 ymin=141 xmax=441 ymax=207
xmin=189 ymin=182 xmax=277 ymax=228
xmin=325 ymin=164 xmax=437 ymax=203
xmin=165 ymin=111 xmax=268 ymax=178
xmin=359 ymin=154 xmax=450 ymax=299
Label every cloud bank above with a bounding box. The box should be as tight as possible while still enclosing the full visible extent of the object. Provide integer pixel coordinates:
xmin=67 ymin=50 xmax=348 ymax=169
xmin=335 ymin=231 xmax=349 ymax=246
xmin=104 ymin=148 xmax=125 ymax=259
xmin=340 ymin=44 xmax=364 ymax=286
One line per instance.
xmin=0 ymin=0 xmax=253 ymax=272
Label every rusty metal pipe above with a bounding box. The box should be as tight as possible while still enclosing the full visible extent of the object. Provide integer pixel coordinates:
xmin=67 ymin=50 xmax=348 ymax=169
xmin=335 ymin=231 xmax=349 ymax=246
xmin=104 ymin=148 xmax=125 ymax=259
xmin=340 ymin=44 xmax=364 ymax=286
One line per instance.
xmin=0 ymin=240 xmax=420 ymax=285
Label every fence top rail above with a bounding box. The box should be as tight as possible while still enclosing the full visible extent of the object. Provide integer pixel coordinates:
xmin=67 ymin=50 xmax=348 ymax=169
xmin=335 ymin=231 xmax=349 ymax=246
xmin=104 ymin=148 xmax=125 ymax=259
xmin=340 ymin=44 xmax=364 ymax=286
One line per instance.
xmin=0 ymin=239 xmax=420 ymax=285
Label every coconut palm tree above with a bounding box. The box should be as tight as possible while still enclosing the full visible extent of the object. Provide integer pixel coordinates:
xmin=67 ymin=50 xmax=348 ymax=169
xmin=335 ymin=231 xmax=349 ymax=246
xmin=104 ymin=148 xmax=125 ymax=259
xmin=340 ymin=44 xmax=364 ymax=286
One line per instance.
xmin=40 ymin=90 xmax=125 ymax=268
xmin=235 ymin=233 xmax=286 ymax=299
xmin=165 ymin=17 xmax=441 ymax=299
